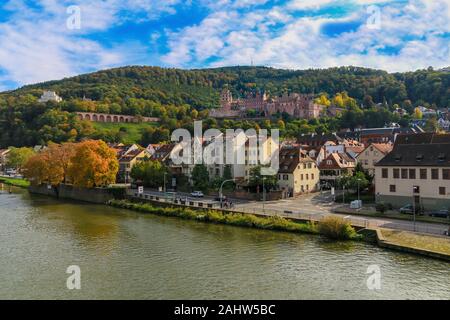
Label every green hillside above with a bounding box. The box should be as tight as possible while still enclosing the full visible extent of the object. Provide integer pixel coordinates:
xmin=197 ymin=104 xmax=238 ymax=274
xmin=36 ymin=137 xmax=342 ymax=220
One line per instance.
xmin=0 ymin=65 xmax=448 ymax=148
xmin=3 ymin=65 xmax=449 ymax=109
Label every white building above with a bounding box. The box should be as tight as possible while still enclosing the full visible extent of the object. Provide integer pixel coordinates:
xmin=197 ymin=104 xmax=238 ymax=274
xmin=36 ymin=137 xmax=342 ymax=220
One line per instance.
xmin=38 ymin=91 xmax=63 ymax=103
xmin=375 ymin=133 xmax=450 ymax=210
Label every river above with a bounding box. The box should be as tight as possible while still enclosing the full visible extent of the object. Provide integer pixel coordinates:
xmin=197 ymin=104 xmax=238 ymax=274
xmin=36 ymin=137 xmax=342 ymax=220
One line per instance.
xmin=0 ymin=187 xmax=449 ymax=300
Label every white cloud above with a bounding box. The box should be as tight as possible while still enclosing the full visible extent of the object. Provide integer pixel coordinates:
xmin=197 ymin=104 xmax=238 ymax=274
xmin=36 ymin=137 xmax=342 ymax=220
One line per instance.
xmin=162 ymin=0 xmax=450 ymax=72
xmin=0 ymin=0 xmax=183 ymax=88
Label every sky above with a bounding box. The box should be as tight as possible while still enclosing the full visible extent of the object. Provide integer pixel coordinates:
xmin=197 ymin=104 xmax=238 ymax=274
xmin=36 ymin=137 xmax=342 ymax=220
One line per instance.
xmin=0 ymin=0 xmax=448 ymax=90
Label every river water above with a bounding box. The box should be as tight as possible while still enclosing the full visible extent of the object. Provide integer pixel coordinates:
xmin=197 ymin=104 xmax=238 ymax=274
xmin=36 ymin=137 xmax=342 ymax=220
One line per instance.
xmin=0 ymin=187 xmax=449 ymax=300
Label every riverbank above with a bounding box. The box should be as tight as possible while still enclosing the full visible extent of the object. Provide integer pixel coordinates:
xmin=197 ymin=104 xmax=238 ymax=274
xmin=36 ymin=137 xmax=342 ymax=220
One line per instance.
xmin=377 ymin=229 xmax=450 ymax=261
xmin=109 ymin=199 xmax=450 ymax=262
xmin=334 ymin=206 xmax=450 ymax=225
xmin=0 ymin=176 xmax=29 ymax=188
xmin=108 ymin=200 xmax=361 ymax=241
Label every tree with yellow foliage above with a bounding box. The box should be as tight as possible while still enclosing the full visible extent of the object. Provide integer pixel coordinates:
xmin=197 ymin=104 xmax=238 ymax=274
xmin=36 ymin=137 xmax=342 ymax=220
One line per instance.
xmin=68 ymin=140 xmax=119 ymax=188
xmin=23 ymin=142 xmax=76 ymax=186
xmin=414 ymin=107 xmax=423 ymax=119
xmin=314 ymin=94 xmax=331 ymax=107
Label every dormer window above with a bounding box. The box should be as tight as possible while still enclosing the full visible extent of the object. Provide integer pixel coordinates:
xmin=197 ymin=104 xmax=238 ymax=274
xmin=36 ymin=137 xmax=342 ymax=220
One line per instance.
xmin=416 ymin=154 xmax=423 ymax=161
xmin=395 ymin=154 xmax=401 ymax=162
xmin=438 ymin=153 xmax=446 ymax=161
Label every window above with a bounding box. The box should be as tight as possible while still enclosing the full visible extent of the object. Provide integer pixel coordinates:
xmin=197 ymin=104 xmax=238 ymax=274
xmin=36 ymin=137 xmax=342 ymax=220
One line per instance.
xmin=389 ymin=185 xmax=396 ymax=192
xmin=431 ymin=169 xmax=439 ymax=180
xmin=409 ymin=169 xmax=416 ymax=179
xmin=300 ymin=174 xmax=303 ymax=180
xmin=311 ymin=174 xmax=314 ymax=180
xmin=393 ymin=168 xmax=400 ymax=179
xmin=439 ymin=187 xmax=446 ymax=195
xmin=382 ymin=168 xmax=388 ymax=178
xmin=443 ymin=169 xmax=450 ymax=180
xmin=401 ymin=169 xmax=408 ymax=179
xmin=420 ymin=169 xmax=427 ymax=179
xmin=306 ymin=174 xmax=309 ymax=180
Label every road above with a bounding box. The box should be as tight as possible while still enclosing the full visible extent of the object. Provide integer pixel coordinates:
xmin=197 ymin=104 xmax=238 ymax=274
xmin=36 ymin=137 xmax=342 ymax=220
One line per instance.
xmin=235 ymin=192 xmax=450 ymax=236
xmin=132 ymin=188 xmax=450 ymax=236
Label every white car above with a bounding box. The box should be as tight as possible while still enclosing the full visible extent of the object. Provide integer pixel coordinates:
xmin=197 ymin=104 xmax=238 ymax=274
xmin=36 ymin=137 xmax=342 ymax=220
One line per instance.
xmin=191 ymin=191 xmax=204 ymax=198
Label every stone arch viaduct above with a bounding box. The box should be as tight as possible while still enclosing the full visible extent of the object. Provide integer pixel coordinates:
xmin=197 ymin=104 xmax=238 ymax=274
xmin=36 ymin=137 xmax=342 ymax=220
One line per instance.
xmin=76 ymin=112 xmax=159 ymax=123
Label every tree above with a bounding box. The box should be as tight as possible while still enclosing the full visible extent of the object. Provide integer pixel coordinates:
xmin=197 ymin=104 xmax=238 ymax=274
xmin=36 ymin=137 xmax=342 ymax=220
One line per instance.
xmin=363 ymin=95 xmax=375 ymax=108
xmin=22 ymin=143 xmax=75 ymax=186
xmin=424 ymin=116 xmax=439 ymax=132
xmin=347 ymin=171 xmax=369 ymax=192
xmin=7 ymin=147 xmax=35 ymax=170
xmin=130 ymin=160 xmax=169 ymax=188
xmin=23 ymin=154 xmax=49 ymax=186
xmin=414 ymin=107 xmax=423 ymax=119
xmin=68 ymin=140 xmax=119 ymax=188
xmin=315 ymin=94 xmax=331 ymax=107
xmin=248 ymin=166 xmax=278 ymax=192
xmin=191 ymin=164 xmax=209 ymax=192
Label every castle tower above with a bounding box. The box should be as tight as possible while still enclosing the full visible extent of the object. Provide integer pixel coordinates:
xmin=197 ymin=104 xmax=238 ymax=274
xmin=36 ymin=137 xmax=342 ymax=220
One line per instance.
xmin=220 ymin=89 xmax=233 ymax=110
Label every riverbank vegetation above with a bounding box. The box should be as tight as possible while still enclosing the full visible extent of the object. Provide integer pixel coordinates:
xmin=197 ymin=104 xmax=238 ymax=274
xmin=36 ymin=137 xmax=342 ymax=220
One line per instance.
xmin=318 ymin=216 xmax=360 ymax=240
xmin=0 ymin=176 xmax=30 ymax=188
xmin=108 ymin=200 xmax=361 ymax=241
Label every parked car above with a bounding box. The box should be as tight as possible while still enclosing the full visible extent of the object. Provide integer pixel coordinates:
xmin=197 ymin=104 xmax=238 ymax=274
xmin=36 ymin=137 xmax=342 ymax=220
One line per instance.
xmin=399 ymin=204 xmax=422 ymax=215
xmin=191 ymin=191 xmax=204 ymax=198
xmin=428 ymin=209 xmax=449 ymax=219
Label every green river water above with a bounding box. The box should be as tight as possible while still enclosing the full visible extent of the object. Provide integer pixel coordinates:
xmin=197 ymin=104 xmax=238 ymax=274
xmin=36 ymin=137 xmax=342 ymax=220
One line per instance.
xmin=0 ymin=187 xmax=449 ymax=299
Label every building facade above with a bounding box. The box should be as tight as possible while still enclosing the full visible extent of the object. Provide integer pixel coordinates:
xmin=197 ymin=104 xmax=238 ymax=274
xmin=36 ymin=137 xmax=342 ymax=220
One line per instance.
xmin=356 ymin=143 xmax=393 ymax=176
xmin=375 ymin=133 xmax=450 ymax=210
xmin=277 ymin=147 xmax=320 ymax=197
xmin=210 ymin=89 xmax=323 ymax=119
xmin=38 ymin=91 xmax=63 ymax=103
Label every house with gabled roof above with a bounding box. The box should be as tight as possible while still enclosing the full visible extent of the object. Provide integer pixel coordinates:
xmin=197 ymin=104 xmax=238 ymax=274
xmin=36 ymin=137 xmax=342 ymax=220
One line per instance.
xmin=356 ymin=143 xmax=393 ymax=176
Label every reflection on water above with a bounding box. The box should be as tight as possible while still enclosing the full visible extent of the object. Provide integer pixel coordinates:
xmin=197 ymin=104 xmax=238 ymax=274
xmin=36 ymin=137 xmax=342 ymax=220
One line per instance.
xmin=0 ymin=188 xmax=449 ymax=300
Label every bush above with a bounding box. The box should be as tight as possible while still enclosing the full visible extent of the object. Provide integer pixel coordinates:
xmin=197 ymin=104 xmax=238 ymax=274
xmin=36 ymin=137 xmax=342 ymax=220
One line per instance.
xmin=108 ymin=200 xmax=320 ymax=236
xmin=375 ymin=202 xmax=386 ymax=214
xmin=107 ymin=200 xmax=361 ymax=241
xmin=318 ymin=216 xmax=359 ymax=240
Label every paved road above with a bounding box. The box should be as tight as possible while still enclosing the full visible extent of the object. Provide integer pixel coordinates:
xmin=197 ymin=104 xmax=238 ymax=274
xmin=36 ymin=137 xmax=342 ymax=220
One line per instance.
xmin=131 ymin=188 xmax=449 ymax=236
xmin=235 ymin=192 xmax=450 ymax=236
xmin=133 ymin=189 xmax=246 ymax=205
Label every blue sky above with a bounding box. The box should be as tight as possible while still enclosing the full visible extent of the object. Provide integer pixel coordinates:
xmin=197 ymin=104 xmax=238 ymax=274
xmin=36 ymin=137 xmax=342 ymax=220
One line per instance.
xmin=0 ymin=0 xmax=448 ymax=90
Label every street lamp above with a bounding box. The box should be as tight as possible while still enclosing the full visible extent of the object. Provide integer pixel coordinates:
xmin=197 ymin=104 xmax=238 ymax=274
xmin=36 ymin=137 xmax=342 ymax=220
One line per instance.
xmin=357 ymin=178 xmax=362 ymax=203
xmin=412 ymin=186 xmax=419 ymax=232
xmin=163 ymin=172 xmax=167 ymax=195
xmin=219 ymin=179 xmax=235 ymax=208
xmin=262 ymin=177 xmax=266 ymax=214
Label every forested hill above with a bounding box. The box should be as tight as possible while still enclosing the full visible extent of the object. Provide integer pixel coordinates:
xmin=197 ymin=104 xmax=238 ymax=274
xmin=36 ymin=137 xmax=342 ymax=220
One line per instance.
xmin=3 ymin=65 xmax=449 ymax=109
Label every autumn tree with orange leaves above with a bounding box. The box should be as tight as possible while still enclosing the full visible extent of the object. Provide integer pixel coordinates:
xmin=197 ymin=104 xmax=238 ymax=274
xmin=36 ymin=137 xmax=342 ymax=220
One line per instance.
xmin=24 ymin=140 xmax=118 ymax=188
xmin=23 ymin=143 xmax=75 ymax=186
xmin=67 ymin=140 xmax=119 ymax=188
